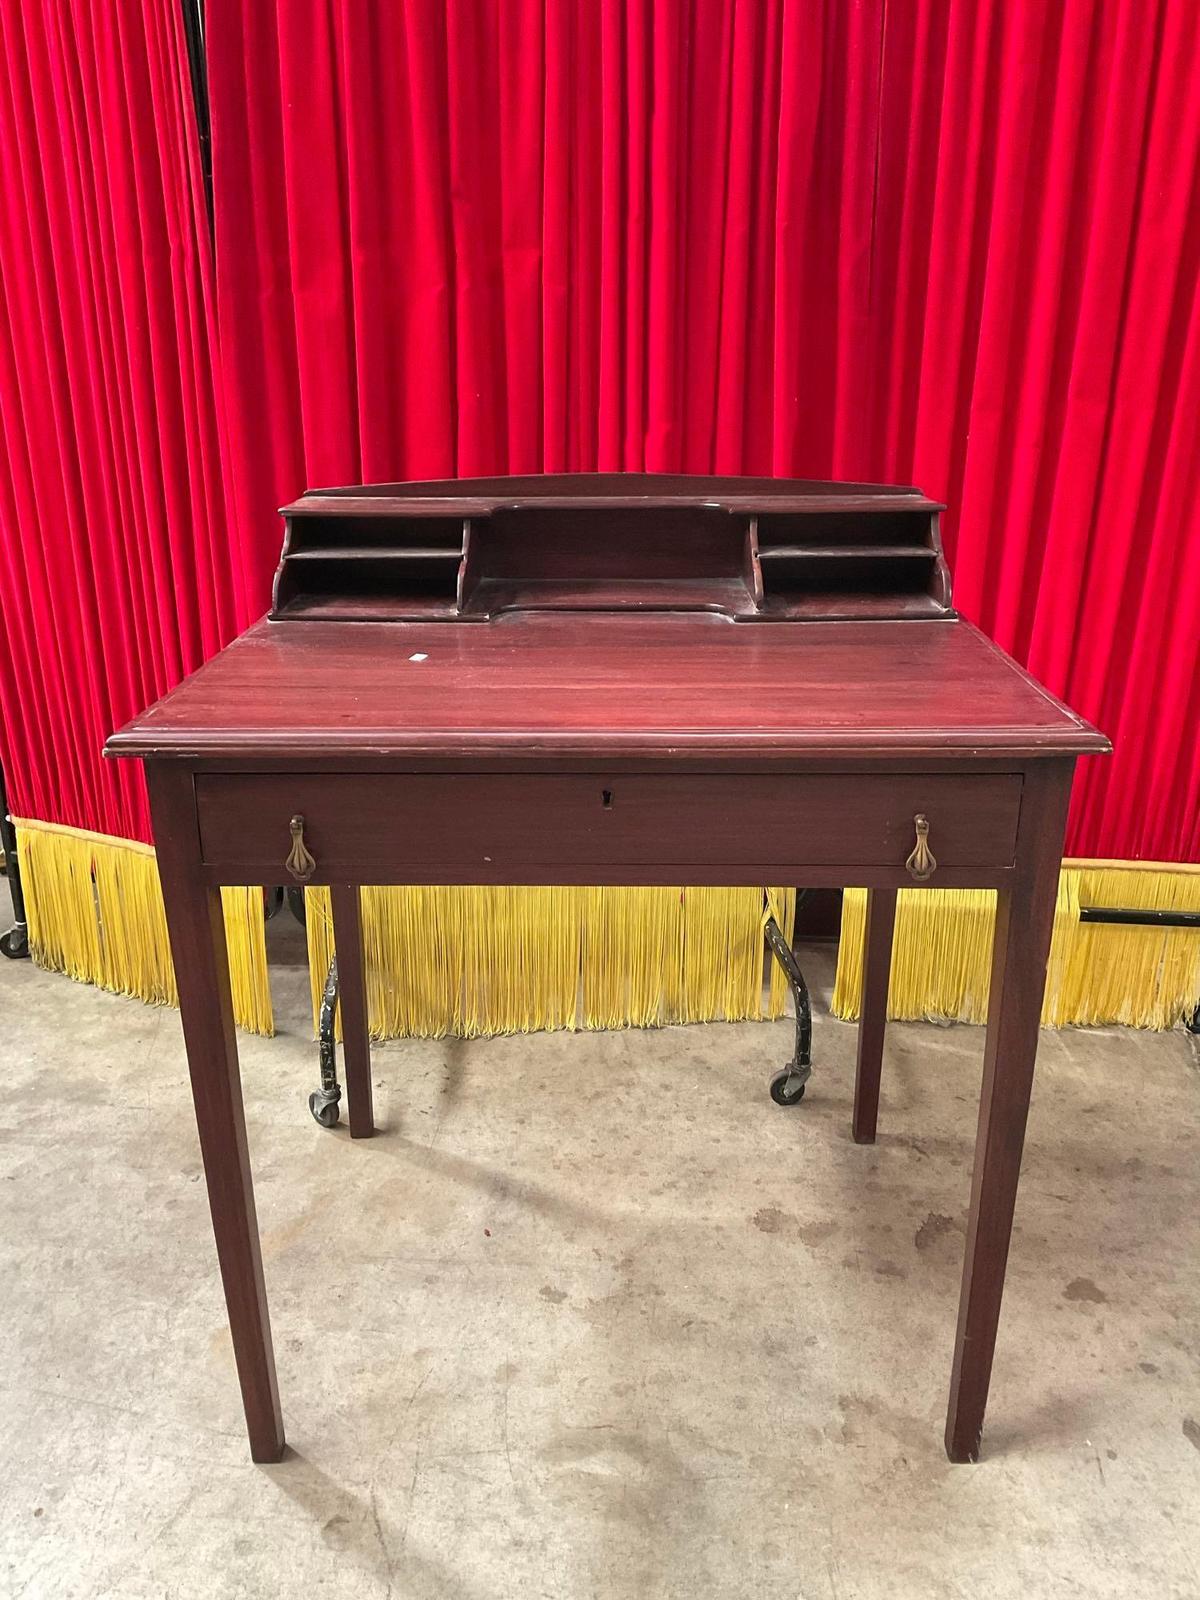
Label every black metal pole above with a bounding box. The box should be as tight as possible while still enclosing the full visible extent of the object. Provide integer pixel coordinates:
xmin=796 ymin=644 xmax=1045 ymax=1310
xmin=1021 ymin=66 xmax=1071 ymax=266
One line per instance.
xmin=180 ymin=0 xmax=213 ymax=237
xmin=0 ymin=759 xmax=30 ymax=958
xmin=1079 ymin=905 xmax=1200 ymax=929
xmin=1078 ymin=903 xmax=1200 ymax=1032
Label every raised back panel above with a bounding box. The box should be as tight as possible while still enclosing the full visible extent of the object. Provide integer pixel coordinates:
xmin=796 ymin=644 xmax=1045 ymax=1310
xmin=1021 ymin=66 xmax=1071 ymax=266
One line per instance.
xmin=475 ymin=505 xmax=743 ymax=579
xmin=268 ymin=476 xmax=952 ymax=622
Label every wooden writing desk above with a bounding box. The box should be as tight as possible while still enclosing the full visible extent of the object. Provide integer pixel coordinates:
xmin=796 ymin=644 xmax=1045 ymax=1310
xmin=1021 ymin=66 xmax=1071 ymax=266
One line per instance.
xmin=106 ymin=474 xmax=1108 ymax=1464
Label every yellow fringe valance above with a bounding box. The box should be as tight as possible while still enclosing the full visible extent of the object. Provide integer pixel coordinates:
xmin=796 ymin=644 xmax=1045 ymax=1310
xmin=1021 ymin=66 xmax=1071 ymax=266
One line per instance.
xmin=10 ymin=815 xmax=1196 ymax=1043
xmin=303 ymin=885 xmax=797 ymax=1040
xmin=833 ymin=862 xmax=1200 ymax=1030
xmin=12 ymin=818 xmax=273 ymax=1036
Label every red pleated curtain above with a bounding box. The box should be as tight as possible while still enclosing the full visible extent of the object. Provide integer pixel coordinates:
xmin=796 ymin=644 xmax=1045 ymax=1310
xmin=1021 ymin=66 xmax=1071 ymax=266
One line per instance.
xmin=1 ymin=1 xmax=1197 ymax=864
xmin=0 ymin=0 xmax=236 ymax=844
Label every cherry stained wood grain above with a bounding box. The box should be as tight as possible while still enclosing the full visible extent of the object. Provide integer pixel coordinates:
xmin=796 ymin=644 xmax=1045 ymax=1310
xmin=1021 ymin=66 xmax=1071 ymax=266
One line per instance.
xmin=853 ymin=886 xmax=898 ymax=1145
xmin=945 ymin=760 xmax=1074 ymax=1462
xmin=285 ymin=470 xmax=938 ymax=513
xmin=271 ymin=475 xmax=954 ymax=626
xmin=330 ymin=884 xmax=374 ymax=1140
xmin=461 ymin=576 xmax=755 ymax=616
xmin=147 ymin=765 xmax=285 ymax=1463
xmin=194 ymin=771 xmax=1023 ymax=877
xmin=115 ymin=477 xmax=1111 ymax=1469
xmin=107 ymin=614 xmax=1107 ymax=762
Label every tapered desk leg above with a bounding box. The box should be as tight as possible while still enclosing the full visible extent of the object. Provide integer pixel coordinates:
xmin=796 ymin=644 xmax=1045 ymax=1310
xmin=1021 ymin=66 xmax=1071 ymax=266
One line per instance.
xmin=945 ymin=763 xmax=1072 ymax=1463
xmin=853 ymin=886 xmax=896 ymax=1144
xmin=149 ymin=766 xmax=284 ymax=1463
xmin=330 ymin=884 xmax=374 ymax=1138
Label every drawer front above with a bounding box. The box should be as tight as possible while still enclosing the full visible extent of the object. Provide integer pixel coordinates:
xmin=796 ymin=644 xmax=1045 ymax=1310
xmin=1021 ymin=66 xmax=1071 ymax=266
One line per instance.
xmin=195 ymin=772 xmax=1022 ymax=876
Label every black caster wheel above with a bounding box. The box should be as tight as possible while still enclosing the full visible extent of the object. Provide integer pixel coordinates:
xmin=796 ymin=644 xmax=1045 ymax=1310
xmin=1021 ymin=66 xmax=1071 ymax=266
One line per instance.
xmin=0 ymin=925 xmax=29 ymax=959
xmin=769 ymin=1069 xmax=807 ymax=1106
xmin=309 ymin=1092 xmax=341 ymax=1129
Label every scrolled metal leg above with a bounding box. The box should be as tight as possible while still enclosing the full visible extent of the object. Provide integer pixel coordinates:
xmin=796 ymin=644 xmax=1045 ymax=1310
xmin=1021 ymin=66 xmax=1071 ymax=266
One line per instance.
xmin=0 ymin=766 xmax=30 ymax=959
xmin=763 ymin=912 xmax=812 ymax=1106
xmin=309 ymin=956 xmax=343 ymax=1128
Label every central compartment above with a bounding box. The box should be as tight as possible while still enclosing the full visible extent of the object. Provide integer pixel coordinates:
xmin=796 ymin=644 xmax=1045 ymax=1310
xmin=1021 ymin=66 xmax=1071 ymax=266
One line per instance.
xmin=459 ymin=504 xmax=756 ymax=616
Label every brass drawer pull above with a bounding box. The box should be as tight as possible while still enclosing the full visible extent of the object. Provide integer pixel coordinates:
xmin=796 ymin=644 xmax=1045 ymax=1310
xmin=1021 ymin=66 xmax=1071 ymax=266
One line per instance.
xmin=905 ymin=813 xmax=937 ymax=880
xmin=286 ymin=814 xmax=316 ymax=882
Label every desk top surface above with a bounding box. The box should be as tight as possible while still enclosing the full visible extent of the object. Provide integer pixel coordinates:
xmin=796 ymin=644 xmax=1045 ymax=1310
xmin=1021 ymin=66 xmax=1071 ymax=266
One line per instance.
xmin=108 ymin=613 xmax=1107 ymax=764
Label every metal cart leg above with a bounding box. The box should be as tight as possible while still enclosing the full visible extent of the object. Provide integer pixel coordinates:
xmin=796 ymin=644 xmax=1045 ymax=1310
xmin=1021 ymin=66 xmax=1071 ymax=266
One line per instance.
xmin=0 ymin=765 xmax=30 ymax=960
xmin=763 ymin=912 xmax=812 ymax=1105
xmin=309 ymin=956 xmax=343 ymax=1127
xmin=264 ymin=886 xmax=307 ymax=925
xmin=301 ymin=905 xmax=818 ymax=1122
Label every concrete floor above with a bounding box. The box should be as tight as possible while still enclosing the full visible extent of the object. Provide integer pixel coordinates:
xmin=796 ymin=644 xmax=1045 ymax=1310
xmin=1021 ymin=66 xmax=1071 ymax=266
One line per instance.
xmin=2 ymin=926 xmax=1199 ymax=1600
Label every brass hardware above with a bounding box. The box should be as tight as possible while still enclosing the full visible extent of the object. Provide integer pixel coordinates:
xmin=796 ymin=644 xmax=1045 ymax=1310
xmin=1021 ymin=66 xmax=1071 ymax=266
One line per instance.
xmin=905 ymin=813 xmax=937 ymax=881
xmin=286 ymin=814 xmax=316 ymax=882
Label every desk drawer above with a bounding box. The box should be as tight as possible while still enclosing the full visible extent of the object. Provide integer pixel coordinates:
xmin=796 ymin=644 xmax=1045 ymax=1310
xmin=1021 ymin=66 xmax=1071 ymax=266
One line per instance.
xmin=195 ymin=772 xmax=1022 ymax=877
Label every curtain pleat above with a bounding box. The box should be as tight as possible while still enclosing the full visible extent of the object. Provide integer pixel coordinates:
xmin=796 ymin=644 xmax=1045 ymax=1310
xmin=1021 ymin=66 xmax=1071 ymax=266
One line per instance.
xmin=0 ymin=1 xmax=1196 ymax=867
